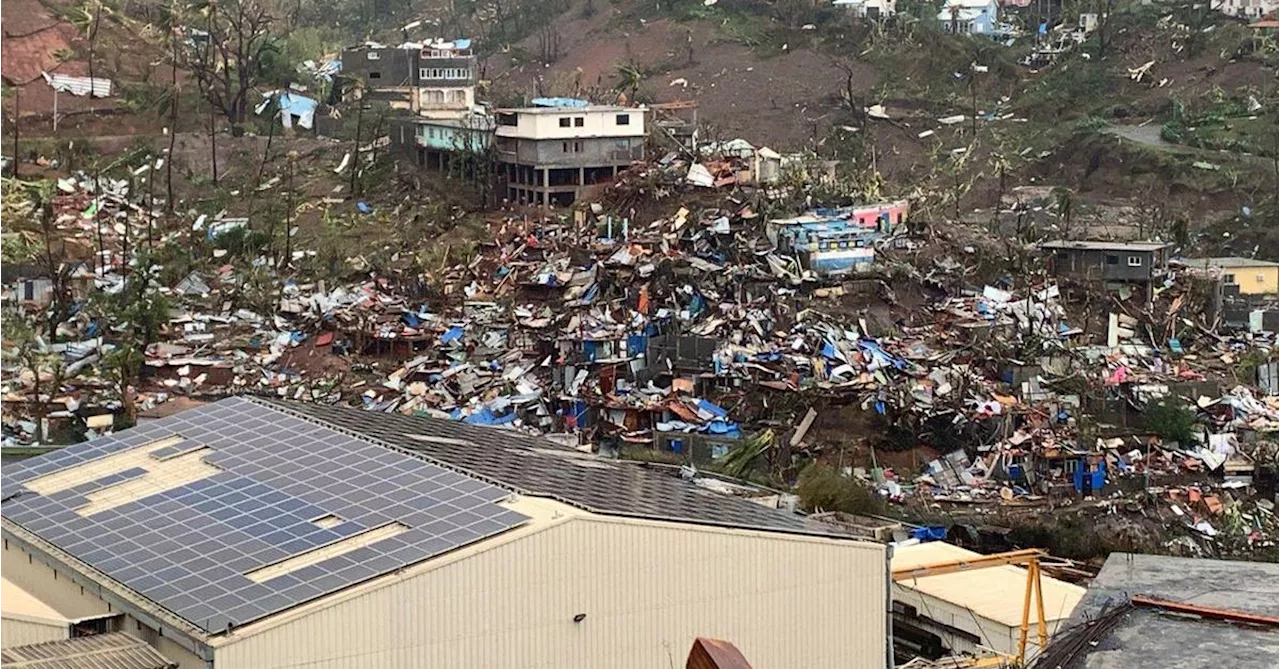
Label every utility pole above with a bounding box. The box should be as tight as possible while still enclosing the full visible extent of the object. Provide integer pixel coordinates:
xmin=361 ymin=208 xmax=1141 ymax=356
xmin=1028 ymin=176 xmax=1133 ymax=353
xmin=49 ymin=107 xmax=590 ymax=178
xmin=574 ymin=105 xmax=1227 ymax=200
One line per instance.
xmin=210 ymin=108 xmax=218 ymax=185
xmin=11 ymin=85 xmax=19 ymax=178
xmin=284 ymin=151 xmax=296 ymax=267
xmin=350 ymin=99 xmax=364 ymax=196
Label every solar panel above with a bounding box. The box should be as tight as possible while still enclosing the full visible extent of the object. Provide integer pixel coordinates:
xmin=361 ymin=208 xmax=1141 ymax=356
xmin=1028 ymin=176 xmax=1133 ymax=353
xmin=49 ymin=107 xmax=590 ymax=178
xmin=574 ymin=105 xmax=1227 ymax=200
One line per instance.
xmin=1 ymin=397 xmax=528 ymax=633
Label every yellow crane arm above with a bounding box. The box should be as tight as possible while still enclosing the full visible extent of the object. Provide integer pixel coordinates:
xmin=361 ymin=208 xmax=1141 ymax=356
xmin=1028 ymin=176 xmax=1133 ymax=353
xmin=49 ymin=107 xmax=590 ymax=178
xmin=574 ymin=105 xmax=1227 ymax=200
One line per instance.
xmin=891 ymin=548 xmax=1050 ymax=667
xmin=891 ymin=548 xmax=1046 ymax=581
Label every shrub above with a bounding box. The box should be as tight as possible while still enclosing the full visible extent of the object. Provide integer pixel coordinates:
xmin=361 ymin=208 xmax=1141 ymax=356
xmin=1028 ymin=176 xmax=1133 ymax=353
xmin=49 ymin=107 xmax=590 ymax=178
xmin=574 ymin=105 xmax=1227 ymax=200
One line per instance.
xmin=796 ymin=463 xmax=885 ymax=515
xmin=1142 ymin=399 xmax=1197 ymax=445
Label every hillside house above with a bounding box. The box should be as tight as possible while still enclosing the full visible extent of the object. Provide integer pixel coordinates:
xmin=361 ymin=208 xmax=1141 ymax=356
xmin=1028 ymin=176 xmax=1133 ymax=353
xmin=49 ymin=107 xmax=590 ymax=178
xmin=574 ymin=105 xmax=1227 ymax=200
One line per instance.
xmin=1040 ymin=240 xmax=1172 ymax=283
xmin=1184 ymin=257 xmax=1279 ymax=297
xmin=1214 ymin=0 xmax=1279 ymax=18
xmin=494 ymin=101 xmax=647 ymax=207
xmin=938 ymin=0 xmax=1000 ymax=35
xmin=340 ymin=39 xmax=476 ymax=115
xmin=833 ymin=0 xmax=898 ymax=18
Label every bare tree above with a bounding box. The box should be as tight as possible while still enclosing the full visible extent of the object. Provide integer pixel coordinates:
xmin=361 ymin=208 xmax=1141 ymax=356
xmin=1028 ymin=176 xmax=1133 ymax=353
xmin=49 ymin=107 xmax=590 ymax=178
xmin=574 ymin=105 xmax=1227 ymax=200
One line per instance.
xmin=537 ymin=23 xmax=561 ymax=64
xmin=833 ymin=58 xmax=868 ymax=128
xmin=1093 ymin=0 xmax=1119 ymax=58
xmin=189 ymin=0 xmax=277 ymax=130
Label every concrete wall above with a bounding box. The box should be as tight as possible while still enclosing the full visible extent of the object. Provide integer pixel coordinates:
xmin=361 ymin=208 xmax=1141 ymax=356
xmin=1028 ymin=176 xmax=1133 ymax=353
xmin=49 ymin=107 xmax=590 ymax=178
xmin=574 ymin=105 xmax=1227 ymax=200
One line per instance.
xmin=497 ymin=109 xmax=645 ymax=141
xmin=1048 ymin=248 xmax=1158 ymax=282
xmin=415 ymin=123 xmax=490 ymax=152
xmin=1224 ymin=264 xmax=1279 ymax=296
xmin=2 ymin=540 xmax=114 ymax=621
xmin=340 ymin=48 xmax=475 ymax=90
xmin=213 ymin=512 xmax=887 ymax=669
xmin=501 ymin=136 xmax=643 ymax=168
xmin=341 ymin=48 xmax=417 ymax=87
xmin=416 ymin=86 xmax=474 ymax=111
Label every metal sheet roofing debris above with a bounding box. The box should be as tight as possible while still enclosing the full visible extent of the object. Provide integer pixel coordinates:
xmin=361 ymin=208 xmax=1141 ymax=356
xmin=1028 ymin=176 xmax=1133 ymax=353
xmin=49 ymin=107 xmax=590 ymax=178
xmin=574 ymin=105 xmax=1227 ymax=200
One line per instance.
xmin=1 ymin=397 xmax=528 ymax=633
xmin=1 ymin=633 xmax=175 ymax=669
xmin=41 ymin=71 xmax=113 ymax=97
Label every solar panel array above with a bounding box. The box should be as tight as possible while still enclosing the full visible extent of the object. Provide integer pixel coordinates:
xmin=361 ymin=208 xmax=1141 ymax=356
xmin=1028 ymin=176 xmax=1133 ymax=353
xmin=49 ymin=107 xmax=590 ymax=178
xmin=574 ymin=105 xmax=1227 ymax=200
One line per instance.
xmin=1 ymin=398 xmax=528 ymax=633
xmin=269 ymin=399 xmax=846 ymax=537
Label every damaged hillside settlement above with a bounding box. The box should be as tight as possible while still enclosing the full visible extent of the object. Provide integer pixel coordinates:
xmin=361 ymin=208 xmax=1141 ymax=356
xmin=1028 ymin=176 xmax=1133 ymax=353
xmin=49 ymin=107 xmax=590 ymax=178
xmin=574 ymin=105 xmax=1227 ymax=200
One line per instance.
xmin=2 ymin=8 xmax=1279 ymax=669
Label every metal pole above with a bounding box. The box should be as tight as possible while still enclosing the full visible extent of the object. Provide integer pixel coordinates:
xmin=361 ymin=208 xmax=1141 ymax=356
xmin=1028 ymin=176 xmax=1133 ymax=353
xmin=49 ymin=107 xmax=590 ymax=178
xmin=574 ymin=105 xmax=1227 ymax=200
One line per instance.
xmin=53 ymin=88 xmax=58 ymax=134
xmin=11 ymin=85 xmax=19 ymax=178
xmin=883 ymin=543 xmax=896 ymax=669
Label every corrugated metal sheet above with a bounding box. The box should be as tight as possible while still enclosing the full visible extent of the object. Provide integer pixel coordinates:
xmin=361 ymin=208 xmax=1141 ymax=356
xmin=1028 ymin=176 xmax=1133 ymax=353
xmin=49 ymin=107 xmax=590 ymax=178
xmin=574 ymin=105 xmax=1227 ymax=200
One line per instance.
xmin=41 ymin=72 xmax=112 ymax=97
xmin=1 ymin=632 xmax=175 ymax=669
xmin=213 ymin=508 xmax=886 ymax=669
xmin=1 ymin=618 xmax=68 ymax=648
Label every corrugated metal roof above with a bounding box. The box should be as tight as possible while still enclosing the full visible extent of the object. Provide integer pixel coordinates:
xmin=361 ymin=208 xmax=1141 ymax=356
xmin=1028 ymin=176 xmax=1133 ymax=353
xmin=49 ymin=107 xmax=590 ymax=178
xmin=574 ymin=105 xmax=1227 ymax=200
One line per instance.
xmin=41 ymin=72 xmax=112 ymax=97
xmin=0 ymin=633 xmax=175 ymax=669
xmin=891 ymin=542 xmax=1085 ymax=627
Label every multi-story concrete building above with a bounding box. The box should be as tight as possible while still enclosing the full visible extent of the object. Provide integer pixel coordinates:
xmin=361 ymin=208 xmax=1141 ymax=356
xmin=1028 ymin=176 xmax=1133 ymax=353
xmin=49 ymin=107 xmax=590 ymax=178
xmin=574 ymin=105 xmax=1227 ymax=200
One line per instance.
xmin=340 ymin=39 xmax=476 ymax=116
xmin=494 ymin=102 xmax=647 ymax=206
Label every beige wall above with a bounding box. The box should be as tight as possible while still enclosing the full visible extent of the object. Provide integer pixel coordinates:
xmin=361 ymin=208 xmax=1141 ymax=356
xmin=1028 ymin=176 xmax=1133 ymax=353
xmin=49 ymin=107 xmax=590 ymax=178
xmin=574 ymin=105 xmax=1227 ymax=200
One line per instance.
xmin=2 ymin=617 xmax=68 ymax=647
xmin=214 ymin=515 xmax=886 ymax=669
xmin=2 ymin=540 xmax=113 ymax=621
xmin=498 ymin=109 xmax=646 ymax=141
xmin=1 ymin=540 xmax=206 ymax=669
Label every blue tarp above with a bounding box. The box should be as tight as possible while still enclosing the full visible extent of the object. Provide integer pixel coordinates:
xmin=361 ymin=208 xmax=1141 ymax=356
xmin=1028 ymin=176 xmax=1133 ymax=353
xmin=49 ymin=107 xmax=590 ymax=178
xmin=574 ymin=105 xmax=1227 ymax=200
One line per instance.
xmin=626 ymin=334 xmax=649 ymax=356
xmin=696 ymin=399 xmax=728 ymax=419
xmin=531 ymin=96 xmax=590 ymax=108
xmin=277 ymin=91 xmax=317 ymax=129
xmin=705 ymin=420 xmax=741 ymax=439
xmin=911 ymin=526 xmax=947 ymax=542
xmin=583 ymin=340 xmax=600 ymax=362
xmin=463 ymin=407 xmax=517 ymax=425
xmin=441 ymin=327 xmax=465 ymax=344
xmin=858 ymin=339 xmax=906 ymax=370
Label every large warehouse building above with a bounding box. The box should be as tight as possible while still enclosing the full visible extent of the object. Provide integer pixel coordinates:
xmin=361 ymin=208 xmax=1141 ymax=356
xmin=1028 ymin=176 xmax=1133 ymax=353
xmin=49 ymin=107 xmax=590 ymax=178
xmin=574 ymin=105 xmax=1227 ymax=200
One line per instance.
xmin=1 ymin=397 xmax=889 ymax=669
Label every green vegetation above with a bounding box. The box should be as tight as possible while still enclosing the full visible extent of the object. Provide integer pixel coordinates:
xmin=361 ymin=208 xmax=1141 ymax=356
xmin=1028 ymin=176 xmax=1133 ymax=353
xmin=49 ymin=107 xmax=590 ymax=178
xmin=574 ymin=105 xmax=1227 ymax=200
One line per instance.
xmin=1162 ymin=92 xmax=1279 ymax=159
xmin=1142 ymin=400 xmax=1198 ymax=445
xmin=796 ymin=463 xmax=886 ymax=516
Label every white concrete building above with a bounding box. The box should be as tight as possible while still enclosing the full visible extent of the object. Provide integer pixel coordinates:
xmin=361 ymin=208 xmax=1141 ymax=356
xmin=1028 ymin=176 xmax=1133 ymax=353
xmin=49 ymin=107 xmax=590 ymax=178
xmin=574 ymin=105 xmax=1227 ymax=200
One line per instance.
xmin=833 ymin=0 xmax=898 ymax=19
xmin=495 ymin=102 xmax=648 ymax=205
xmin=2 ymin=397 xmax=888 ymax=669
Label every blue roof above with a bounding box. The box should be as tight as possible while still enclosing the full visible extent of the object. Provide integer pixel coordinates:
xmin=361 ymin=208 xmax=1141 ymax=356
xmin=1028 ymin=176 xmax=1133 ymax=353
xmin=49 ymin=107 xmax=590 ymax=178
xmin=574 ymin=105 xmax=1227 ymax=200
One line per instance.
xmin=0 ymin=397 xmax=528 ymax=633
xmin=531 ymin=97 xmax=590 ymax=108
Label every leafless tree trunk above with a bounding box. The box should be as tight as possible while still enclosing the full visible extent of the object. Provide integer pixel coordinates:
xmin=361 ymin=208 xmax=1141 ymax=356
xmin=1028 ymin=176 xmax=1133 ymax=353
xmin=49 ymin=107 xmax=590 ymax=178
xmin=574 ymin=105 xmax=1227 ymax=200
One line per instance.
xmin=167 ymin=25 xmax=179 ymax=213
xmin=190 ymin=0 xmax=275 ymax=130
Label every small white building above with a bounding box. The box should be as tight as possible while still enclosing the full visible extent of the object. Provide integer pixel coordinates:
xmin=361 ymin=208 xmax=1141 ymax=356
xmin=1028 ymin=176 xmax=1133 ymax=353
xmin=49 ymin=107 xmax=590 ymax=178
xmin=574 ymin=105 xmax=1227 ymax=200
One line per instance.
xmin=891 ymin=542 xmax=1085 ymax=659
xmin=2 ymin=397 xmax=889 ymax=669
xmin=833 ymin=0 xmax=898 ymax=18
xmin=938 ymin=0 xmax=1001 ymax=35
xmin=1213 ymin=0 xmax=1278 ymax=18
